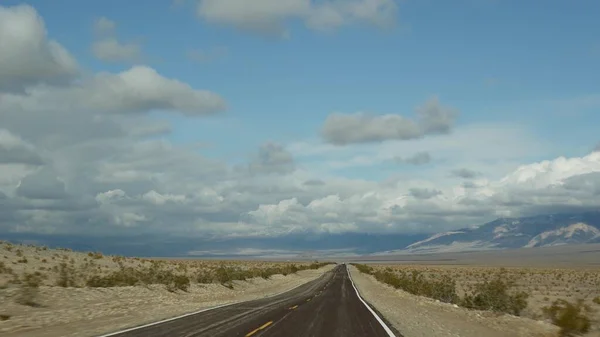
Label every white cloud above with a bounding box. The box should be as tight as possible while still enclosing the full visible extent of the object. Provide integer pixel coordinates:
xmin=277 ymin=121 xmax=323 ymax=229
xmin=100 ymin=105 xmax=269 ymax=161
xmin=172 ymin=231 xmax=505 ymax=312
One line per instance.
xmin=197 ymin=0 xmax=397 ymax=37
xmin=93 ymin=17 xmax=116 ymax=35
xmin=0 ymin=129 xmax=44 ymax=165
xmin=241 ymin=152 xmax=600 ymax=235
xmin=320 ymin=97 xmax=458 ymax=145
xmin=1 ymin=2 xmax=599 ymax=243
xmin=1 ymin=66 xmax=226 ymax=117
xmin=90 ymin=16 xmax=141 ymax=63
xmin=92 ymin=38 xmax=141 ymax=62
xmin=0 ymin=4 xmax=78 ymax=93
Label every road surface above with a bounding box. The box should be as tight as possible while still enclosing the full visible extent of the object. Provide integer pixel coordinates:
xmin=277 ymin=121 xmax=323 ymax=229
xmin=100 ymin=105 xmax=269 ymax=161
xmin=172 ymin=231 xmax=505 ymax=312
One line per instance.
xmin=100 ymin=264 xmax=398 ymax=337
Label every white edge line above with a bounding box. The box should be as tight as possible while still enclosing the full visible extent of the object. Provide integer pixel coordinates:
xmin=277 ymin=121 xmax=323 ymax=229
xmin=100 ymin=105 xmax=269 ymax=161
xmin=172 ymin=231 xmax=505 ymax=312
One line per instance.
xmin=96 ymin=268 xmax=331 ymax=337
xmin=346 ymin=263 xmax=396 ymax=337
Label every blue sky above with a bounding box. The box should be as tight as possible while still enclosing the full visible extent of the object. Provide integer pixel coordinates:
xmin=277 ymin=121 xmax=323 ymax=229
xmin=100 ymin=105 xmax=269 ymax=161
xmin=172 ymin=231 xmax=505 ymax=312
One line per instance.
xmin=0 ymin=0 xmax=599 ymax=256
xmin=17 ymin=0 xmax=600 ymax=163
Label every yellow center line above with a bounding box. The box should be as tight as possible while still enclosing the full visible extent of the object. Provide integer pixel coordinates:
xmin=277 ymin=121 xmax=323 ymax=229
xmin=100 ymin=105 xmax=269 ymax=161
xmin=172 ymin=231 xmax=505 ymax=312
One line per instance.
xmin=289 ymin=305 xmax=298 ymax=310
xmin=245 ymin=321 xmax=273 ymax=337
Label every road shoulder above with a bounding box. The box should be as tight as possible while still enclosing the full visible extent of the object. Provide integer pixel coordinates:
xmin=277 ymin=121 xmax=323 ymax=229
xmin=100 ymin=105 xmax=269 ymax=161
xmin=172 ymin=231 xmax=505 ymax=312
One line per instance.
xmin=348 ymin=265 xmax=559 ymax=337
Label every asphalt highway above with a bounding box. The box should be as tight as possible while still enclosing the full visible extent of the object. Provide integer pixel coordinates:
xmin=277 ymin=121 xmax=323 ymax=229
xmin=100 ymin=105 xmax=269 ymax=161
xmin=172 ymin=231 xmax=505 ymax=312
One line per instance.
xmin=100 ymin=264 xmax=398 ymax=337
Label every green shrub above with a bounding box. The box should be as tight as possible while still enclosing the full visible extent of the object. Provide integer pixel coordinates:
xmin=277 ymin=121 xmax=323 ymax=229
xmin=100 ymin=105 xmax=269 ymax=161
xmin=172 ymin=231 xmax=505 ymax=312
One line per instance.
xmin=542 ymin=299 xmax=592 ymax=337
xmin=461 ymin=277 xmax=529 ymax=316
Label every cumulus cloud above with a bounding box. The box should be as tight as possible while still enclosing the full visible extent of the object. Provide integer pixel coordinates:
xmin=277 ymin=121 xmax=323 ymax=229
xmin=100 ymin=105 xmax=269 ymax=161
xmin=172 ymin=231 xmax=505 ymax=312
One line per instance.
xmin=1 ymin=66 xmax=226 ymax=117
xmin=1 ymin=2 xmax=599 ymax=245
xmin=0 ymin=129 xmax=44 ymax=165
xmin=16 ymin=168 xmax=68 ymax=200
xmin=91 ymin=17 xmax=141 ymax=63
xmin=451 ymin=168 xmax=481 ymax=179
xmin=93 ymin=17 xmax=116 ymax=35
xmin=321 ymin=97 xmax=458 ymax=145
xmin=409 ymin=188 xmax=441 ymax=200
xmin=248 ymin=142 xmax=296 ymax=175
xmin=239 ymin=152 xmax=600 ymax=235
xmin=197 ymin=0 xmax=397 ymax=37
xmin=303 ymin=179 xmax=326 ymax=186
xmin=92 ymin=38 xmax=141 ymax=62
xmin=0 ymin=4 xmax=78 ymax=93
xmin=394 ymin=151 xmax=432 ymax=165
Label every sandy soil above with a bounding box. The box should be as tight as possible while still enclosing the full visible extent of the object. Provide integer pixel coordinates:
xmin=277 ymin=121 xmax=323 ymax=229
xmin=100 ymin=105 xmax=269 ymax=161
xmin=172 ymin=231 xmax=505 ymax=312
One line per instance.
xmin=348 ymin=265 xmax=561 ymax=337
xmin=364 ymin=264 xmax=600 ymax=327
xmin=0 ymin=241 xmax=333 ymax=337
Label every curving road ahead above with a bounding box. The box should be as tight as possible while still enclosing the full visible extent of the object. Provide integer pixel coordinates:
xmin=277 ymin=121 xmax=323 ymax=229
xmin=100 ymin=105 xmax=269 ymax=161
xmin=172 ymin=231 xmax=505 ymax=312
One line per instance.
xmin=99 ymin=264 xmax=398 ymax=337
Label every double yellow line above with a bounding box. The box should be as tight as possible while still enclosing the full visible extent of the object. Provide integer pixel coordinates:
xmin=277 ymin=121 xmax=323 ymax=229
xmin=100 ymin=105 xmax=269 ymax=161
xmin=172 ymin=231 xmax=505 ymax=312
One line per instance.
xmin=245 ymin=321 xmax=273 ymax=337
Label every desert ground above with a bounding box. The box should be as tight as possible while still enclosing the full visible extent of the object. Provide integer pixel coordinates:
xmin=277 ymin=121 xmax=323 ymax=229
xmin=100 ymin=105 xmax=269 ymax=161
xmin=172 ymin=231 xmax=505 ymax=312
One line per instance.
xmin=346 ymin=244 xmax=600 ymax=336
xmin=352 ymin=243 xmax=600 ymax=268
xmin=2 ymin=239 xmax=599 ymax=337
xmin=0 ymin=240 xmax=333 ymax=337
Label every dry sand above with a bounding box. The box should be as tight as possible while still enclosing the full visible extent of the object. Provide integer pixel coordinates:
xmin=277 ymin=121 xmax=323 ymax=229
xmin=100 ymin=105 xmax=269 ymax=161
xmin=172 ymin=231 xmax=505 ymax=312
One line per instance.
xmin=348 ymin=265 xmax=561 ymax=337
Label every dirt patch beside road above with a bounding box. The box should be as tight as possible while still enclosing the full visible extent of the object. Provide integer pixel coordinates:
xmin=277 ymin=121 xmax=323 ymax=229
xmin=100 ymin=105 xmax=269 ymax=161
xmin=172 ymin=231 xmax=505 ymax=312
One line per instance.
xmin=348 ymin=265 xmax=559 ymax=337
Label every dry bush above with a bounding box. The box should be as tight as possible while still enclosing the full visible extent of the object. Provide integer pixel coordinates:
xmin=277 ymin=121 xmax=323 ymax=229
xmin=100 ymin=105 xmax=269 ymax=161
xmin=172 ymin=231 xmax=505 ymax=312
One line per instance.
xmin=461 ymin=277 xmax=529 ymax=315
xmin=56 ymin=262 xmax=77 ymax=287
xmin=354 ymin=263 xmax=527 ymax=315
xmin=2 ymin=242 xmax=334 ymax=295
xmin=16 ymin=272 xmax=45 ymax=307
xmin=354 ymin=264 xmax=459 ymax=304
xmin=0 ymin=261 xmax=13 ymax=274
xmin=542 ymin=299 xmax=593 ymax=336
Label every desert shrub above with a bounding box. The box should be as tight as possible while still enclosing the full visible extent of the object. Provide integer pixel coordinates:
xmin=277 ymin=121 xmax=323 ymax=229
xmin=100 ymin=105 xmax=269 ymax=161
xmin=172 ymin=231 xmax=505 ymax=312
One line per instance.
xmin=0 ymin=314 xmax=10 ymax=321
xmin=213 ymin=265 xmax=242 ymax=285
xmin=592 ymin=296 xmax=600 ymax=305
xmin=196 ymin=271 xmax=213 ymax=284
xmin=16 ymin=272 xmax=44 ymax=307
xmin=461 ymin=277 xmax=529 ymax=316
xmin=165 ymin=274 xmax=190 ymax=292
xmin=542 ymin=299 xmax=592 ymax=336
xmin=56 ymin=262 xmax=77 ymax=287
xmin=353 ymin=263 xmax=374 ymax=274
xmin=0 ymin=261 xmax=13 ymax=274
xmin=87 ymin=252 xmax=103 ymax=259
xmin=354 ymin=264 xmax=459 ymax=304
xmin=354 ymin=263 xmax=527 ymax=315
xmin=86 ymin=267 xmax=140 ymax=287
xmin=279 ymin=264 xmax=299 ymax=276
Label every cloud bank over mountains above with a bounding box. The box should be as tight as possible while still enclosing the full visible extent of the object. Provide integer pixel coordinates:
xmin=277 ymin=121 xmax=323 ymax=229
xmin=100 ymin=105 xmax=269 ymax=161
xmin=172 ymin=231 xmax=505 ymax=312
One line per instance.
xmin=0 ymin=3 xmax=599 ymax=254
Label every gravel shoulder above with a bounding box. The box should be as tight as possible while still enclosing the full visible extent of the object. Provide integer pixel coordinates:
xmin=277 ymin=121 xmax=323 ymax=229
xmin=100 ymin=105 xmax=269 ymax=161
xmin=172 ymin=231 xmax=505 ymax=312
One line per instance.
xmin=348 ymin=265 xmax=560 ymax=337
xmin=0 ymin=265 xmax=334 ymax=337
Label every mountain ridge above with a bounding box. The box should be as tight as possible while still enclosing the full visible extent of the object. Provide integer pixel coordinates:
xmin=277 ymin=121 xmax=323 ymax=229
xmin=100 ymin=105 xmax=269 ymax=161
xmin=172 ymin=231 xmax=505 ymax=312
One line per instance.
xmin=378 ymin=211 xmax=600 ymax=255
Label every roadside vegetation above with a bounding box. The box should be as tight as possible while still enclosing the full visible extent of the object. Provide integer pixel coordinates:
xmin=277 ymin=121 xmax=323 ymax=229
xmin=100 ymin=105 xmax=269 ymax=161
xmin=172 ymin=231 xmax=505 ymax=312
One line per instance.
xmin=353 ymin=263 xmax=599 ymax=335
xmin=0 ymin=240 xmax=334 ymax=311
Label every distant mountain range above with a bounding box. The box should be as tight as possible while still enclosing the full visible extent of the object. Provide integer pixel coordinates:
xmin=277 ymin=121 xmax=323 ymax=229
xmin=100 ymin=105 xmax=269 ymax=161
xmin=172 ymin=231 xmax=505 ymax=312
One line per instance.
xmin=376 ymin=212 xmax=600 ymax=255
